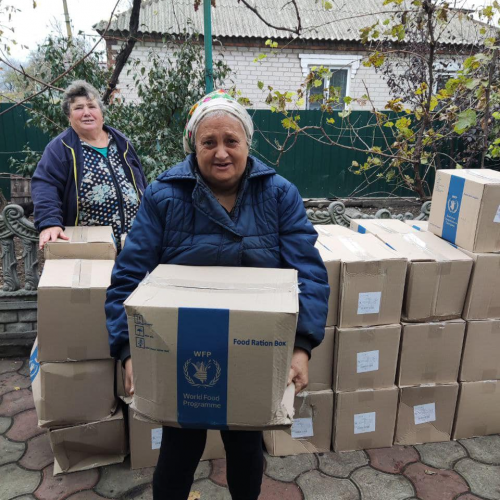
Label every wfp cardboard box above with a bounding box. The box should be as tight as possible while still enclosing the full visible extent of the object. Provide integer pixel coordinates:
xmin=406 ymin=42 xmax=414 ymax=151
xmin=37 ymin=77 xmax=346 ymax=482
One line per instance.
xmin=428 ymin=169 xmax=500 ymax=253
xmin=334 ymin=324 xmax=401 ymax=392
xmin=453 ymin=381 xmax=500 ymax=439
xmin=44 ymin=226 xmax=116 ymax=260
xmin=129 ymin=407 xmax=225 ymax=469
xmin=405 ymin=220 xmax=428 ymax=232
xmin=314 ymin=240 xmax=341 ymax=327
xmin=315 ymin=224 xmax=354 ymax=237
xmin=308 ymin=327 xmax=335 ymax=391
xmin=264 ymin=390 xmax=333 ymax=456
xmin=350 ymin=218 xmax=418 ymax=236
xmin=124 ymin=265 xmax=298 ymax=430
xmin=460 ymin=320 xmax=500 ymax=382
xmin=398 ymin=320 xmax=465 ymax=386
xmin=49 ymin=408 xmax=127 ymax=475
xmin=333 ymin=387 xmax=398 ymax=452
xmin=37 ymin=259 xmax=114 ymax=362
xmin=461 ymin=249 xmax=500 ymax=320
xmin=394 ymin=384 xmax=458 ymax=445
xmin=317 ymin=233 xmax=406 ymax=328
xmin=31 ymin=340 xmax=117 ymax=428
xmin=361 ymin=231 xmax=471 ymax=322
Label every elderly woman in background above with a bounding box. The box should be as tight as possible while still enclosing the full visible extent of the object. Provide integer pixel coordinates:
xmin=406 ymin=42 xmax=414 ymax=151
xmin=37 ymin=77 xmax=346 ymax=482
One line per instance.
xmin=31 ymin=80 xmax=147 ymax=250
xmin=105 ymin=89 xmax=329 ymax=500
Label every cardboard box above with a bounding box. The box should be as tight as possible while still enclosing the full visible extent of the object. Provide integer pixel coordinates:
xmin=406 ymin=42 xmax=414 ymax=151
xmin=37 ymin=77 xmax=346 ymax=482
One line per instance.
xmin=361 ymin=231 xmax=471 ymax=322
xmin=350 ymin=218 xmax=418 ymax=236
xmin=44 ymin=226 xmax=117 ymax=260
xmin=428 ymin=169 xmax=500 ymax=253
xmin=398 ymin=320 xmax=465 ymax=386
xmin=394 ymin=384 xmax=458 ymax=445
xmin=124 ymin=265 xmax=298 ymax=430
xmin=121 ymin=233 xmax=127 ymax=248
xmin=460 ymin=320 xmax=500 ymax=382
xmin=453 ymin=381 xmax=500 ymax=439
xmin=405 ymin=221 xmax=428 ymax=232
xmin=129 ymin=407 xmax=225 ymax=469
xmin=308 ymin=327 xmax=335 ymax=391
xmin=31 ymin=341 xmax=117 ymax=428
xmin=461 ymin=249 xmax=500 ymax=320
xmin=333 ymin=387 xmax=398 ymax=452
xmin=49 ymin=408 xmax=127 ymax=475
xmin=315 ymin=240 xmax=341 ymax=326
xmin=317 ymin=233 xmax=406 ymax=328
xmin=334 ymin=324 xmax=401 ymax=392
xmin=264 ymin=390 xmax=333 ymax=456
xmin=37 ymin=259 xmax=114 ymax=362
xmin=315 ymin=224 xmax=354 ymax=237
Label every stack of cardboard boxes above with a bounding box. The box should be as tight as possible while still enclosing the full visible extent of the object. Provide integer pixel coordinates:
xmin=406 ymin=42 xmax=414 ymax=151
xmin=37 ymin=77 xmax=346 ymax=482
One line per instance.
xmin=31 ymin=227 xmax=128 ymax=475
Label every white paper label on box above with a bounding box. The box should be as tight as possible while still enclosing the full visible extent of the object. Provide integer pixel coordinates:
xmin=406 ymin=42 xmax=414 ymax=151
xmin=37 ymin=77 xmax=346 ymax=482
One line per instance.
xmin=494 ymin=205 xmax=500 ymax=223
xmin=291 ymin=418 xmax=314 ymax=439
xmin=357 ymin=292 xmax=382 ymax=315
xmin=354 ymin=412 xmax=376 ymax=434
xmin=357 ymin=350 xmax=380 ymax=373
xmin=151 ymin=428 xmax=163 ymax=450
xmin=414 ymin=403 xmax=436 ymax=425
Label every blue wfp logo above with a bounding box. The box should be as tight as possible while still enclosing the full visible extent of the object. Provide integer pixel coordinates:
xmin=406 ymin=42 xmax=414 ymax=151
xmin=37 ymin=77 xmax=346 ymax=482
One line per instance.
xmin=447 ymin=196 xmax=460 ymax=214
xmin=183 ymin=352 xmax=221 ymax=388
xmin=29 ymin=346 xmax=39 ymax=382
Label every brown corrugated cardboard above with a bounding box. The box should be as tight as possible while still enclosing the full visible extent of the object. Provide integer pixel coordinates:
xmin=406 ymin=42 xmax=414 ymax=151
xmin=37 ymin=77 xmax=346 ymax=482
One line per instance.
xmin=264 ymin=390 xmax=333 ymax=456
xmin=394 ymin=384 xmax=458 ymax=445
xmin=333 ymin=387 xmax=398 ymax=452
xmin=124 ymin=265 xmax=298 ymax=430
xmin=49 ymin=408 xmax=127 ymax=475
xmin=461 ymin=249 xmax=500 ymax=320
xmin=350 ymin=218 xmax=418 ymax=236
xmin=460 ymin=320 xmax=500 ymax=382
xmin=398 ymin=320 xmax=465 ymax=386
xmin=121 ymin=233 xmax=127 ymax=249
xmin=315 ymin=240 xmax=341 ymax=326
xmin=129 ymin=407 xmax=225 ymax=469
xmin=316 ymin=233 xmax=406 ymax=328
xmin=334 ymin=324 xmax=401 ymax=392
xmin=405 ymin=220 xmax=428 ymax=231
xmin=44 ymin=226 xmax=117 ymax=260
xmin=453 ymin=381 xmax=500 ymax=439
xmin=315 ymin=224 xmax=354 ymax=237
xmin=428 ymin=169 xmax=500 ymax=253
xmin=31 ymin=341 xmax=116 ymax=428
xmin=360 ymin=231 xmax=472 ymax=322
xmin=37 ymin=259 xmax=114 ymax=362
xmin=308 ymin=327 xmax=335 ymax=391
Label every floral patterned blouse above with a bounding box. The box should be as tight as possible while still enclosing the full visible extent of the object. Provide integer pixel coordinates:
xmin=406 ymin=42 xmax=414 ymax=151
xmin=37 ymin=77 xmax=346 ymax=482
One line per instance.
xmin=78 ymin=134 xmax=139 ymax=249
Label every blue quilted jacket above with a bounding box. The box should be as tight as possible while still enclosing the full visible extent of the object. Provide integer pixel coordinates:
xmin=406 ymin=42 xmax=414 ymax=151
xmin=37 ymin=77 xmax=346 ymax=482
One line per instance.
xmin=106 ymin=154 xmax=329 ymax=362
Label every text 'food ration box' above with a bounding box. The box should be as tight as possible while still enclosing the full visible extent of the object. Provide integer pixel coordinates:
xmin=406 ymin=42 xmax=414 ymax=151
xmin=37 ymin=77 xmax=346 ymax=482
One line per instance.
xmin=124 ymin=265 xmax=298 ymax=430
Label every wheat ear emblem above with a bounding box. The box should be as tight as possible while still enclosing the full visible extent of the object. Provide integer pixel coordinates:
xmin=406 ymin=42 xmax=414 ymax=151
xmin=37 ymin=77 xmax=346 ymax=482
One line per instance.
xmin=184 ymin=358 xmax=221 ymax=387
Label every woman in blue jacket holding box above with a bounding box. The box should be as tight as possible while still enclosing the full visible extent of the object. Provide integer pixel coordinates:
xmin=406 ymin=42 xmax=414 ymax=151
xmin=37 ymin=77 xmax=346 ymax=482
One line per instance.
xmin=106 ymin=89 xmax=329 ymax=500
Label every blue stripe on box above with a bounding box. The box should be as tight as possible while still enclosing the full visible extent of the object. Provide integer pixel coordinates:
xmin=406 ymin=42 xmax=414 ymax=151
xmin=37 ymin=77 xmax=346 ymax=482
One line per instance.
xmin=442 ymin=176 xmax=466 ymax=244
xmin=29 ymin=346 xmax=39 ymax=383
xmin=177 ymin=308 xmax=229 ymax=429
xmin=357 ymin=225 xmax=366 ymax=234
xmin=412 ymin=225 xmax=421 ymax=231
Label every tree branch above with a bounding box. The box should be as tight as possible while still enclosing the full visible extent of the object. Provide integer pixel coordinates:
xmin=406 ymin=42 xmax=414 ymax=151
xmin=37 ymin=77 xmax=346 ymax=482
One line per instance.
xmin=0 ymin=57 xmax=64 ymax=92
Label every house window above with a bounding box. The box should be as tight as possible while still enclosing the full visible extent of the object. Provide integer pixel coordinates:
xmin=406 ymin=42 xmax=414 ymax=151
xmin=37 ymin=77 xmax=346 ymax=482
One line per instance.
xmin=308 ymin=68 xmax=348 ymax=110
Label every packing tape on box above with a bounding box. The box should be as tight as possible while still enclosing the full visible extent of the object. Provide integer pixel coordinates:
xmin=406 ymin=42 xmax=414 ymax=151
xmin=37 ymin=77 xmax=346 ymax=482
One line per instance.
xmin=69 ymin=363 xmax=86 ymax=381
xmin=357 ymin=390 xmax=375 ymax=402
xmin=72 ymin=227 xmax=89 ymax=243
xmin=71 ymin=260 xmax=91 ymax=303
xmin=361 ymin=261 xmax=383 ymax=275
xmin=428 ymin=324 xmax=445 ymax=338
xmin=373 ymin=221 xmax=399 ymax=234
xmin=466 ymin=170 xmax=500 ymax=182
xmin=402 ymin=234 xmax=450 ymax=263
xmin=481 ymin=382 xmax=498 ymax=394
xmin=337 ymin=236 xmax=375 ymax=260
xmin=67 ymin=346 xmax=88 ymax=361
xmin=422 ymin=372 xmax=438 ymax=382
xmin=482 ymin=369 xmax=499 ymax=380
xmin=81 ymin=422 xmax=100 ymax=437
xmin=438 ymin=261 xmax=452 ymax=276
xmin=418 ymin=386 xmax=437 ymax=398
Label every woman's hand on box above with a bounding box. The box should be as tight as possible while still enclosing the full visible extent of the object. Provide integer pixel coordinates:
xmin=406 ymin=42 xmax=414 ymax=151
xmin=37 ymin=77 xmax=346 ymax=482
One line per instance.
xmin=288 ymin=347 xmax=309 ymax=394
xmin=124 ymin=357 xmax=134 ymax=396
xmin=39 ymin=226 xmax=69 ymax=250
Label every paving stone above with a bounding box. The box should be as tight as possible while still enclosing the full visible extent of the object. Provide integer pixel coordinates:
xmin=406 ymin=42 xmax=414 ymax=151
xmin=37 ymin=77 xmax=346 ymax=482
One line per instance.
xmin=265 ymin=452 xmax=317 ymax=481
xmin=0 ymin=434 xmax=26 ymax=465
xmin=404 ymin=462 xmax=469 ymax=500
xmin=11 ymin=496 xmax=37 ymax=500
xmin=0 ymin=372 xmax=31 ymax=396
xmin=297 ymin=470 xmax=360 ymax=500
xmin=454 ymin=458 xmax=500 ymax=500
xmin=35 ymin=464 xmax=99 ymax=500
xmin=415 ymin=441 xmax=467 ymax=469
xmin=19 ymin=432 xmax=54 ymax=470
xmin=190 ymin=479 xmax=232 ymax=499
xmin=6 ymin=409 xmax=44 ymax=441
xmin=66 ymin=492 xmax=109 ymax=500
xmin=0 ymin=389 xmax=34 ymax=416
xmin=259 ymin=474 xmax=303 ymax=500
xmin=460 ymin=435 xmax=500 ymax=464
xmin=210 ymin=458 xmax=228 ymax=486
xmin=352 ymin=466 xmax=414 ymax=500
xmin=458 ymin=494 xmax=485 ymax=500
xmin=0 ymin=415 xmax=12 ymax=434
xmin=318 ymin=451 xmax=368 ymax=478
xmin=367 ymin=446 xmax=420 ymax=474
xmin=95 ymin=459 xmax=154 ymax=498
xmin=122 ymin=485 xmax=154 ymax=500
xmin=0 ymin=463 xmax=40 ymax=498
xmin=18 ymin=360 xmax=31 ymax=377
xmin=194 ymin=460 xmax=211 ymax=481
xmin=0 ymin=359 xmax=23 ymax=374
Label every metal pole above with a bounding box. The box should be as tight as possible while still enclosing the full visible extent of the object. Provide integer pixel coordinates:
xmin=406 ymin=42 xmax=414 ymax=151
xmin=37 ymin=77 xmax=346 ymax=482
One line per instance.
xmin=204 ymin=0 xmax=214 ymax=93
xmin=62 ymin=0 xmax=73 ymax=40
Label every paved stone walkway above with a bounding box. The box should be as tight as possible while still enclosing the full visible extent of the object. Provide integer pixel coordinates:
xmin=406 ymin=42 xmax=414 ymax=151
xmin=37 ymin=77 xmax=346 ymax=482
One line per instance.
xmin=1 ymin=357 xmax=500 ymax=500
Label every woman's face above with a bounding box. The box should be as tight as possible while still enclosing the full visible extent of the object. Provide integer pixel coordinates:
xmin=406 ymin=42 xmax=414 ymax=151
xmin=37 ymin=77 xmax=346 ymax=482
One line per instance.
xmin=195 ymin=114 xmax=249 ymax=193
xmin=68 ymin=96 xmax=104 ymax=137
